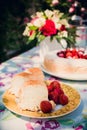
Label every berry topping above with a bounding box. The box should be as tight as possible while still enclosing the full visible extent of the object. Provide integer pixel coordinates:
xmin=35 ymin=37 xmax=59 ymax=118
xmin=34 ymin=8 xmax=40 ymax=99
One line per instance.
xmin=40 ymin=100 xmax=52 ymax=113
xmin=59 ymin=94 xmax=69 ymax=105
xmin=47 ymin=80 xmax=66 ymax=104
xmin=48 ymin=80 xmax=61 ymax=92
xmin=57 ymin=48 xmax=87 ymax=59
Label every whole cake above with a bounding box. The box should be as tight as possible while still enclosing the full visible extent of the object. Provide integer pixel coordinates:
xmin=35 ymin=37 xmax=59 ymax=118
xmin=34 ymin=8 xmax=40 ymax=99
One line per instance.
xmin=43 ymin=48 xmax=87 ymax=77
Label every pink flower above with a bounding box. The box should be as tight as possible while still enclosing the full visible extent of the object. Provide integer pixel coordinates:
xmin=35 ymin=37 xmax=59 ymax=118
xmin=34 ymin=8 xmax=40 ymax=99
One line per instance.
xmin=45 ymin=120 xmax=60 ymax=129
xmin=75 ymin=125 xmax=83 ymax=130
xmin=52 ymin=0 xmax=59 ymax=6
xmin=26 ymin=123 xmax=34 ymax=130
xmin=67 ymin=0 xmax=74 ymax=2
xmin=24 ymin=17 xmax=29 ymax=24
xmin=40 ymin=19 xmax=57 ymax=36
xmin=69 ymin=7 xmax=75 ymax=13
xmin=31 ymin=17 xmax=38 ymax=24
xmin=73 ymin=1 xmax=79 ymax=7
xmin=81 ymin=7 xmax=86 ymax=12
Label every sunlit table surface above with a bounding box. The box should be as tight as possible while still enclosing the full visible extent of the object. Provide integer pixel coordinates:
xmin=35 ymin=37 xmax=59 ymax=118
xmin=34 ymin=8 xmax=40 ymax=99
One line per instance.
xmin=0 ymin=46 xmax=87 ymax=130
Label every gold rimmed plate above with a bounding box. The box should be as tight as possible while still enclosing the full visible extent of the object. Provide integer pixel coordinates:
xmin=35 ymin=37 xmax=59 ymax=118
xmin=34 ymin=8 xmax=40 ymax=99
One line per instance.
xmin=2 ymin=83 xmax=81 ymax=119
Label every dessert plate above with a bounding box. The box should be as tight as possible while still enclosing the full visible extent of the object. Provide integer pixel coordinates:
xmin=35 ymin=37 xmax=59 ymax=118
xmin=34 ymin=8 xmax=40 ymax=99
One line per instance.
xmin=2 ymin=83 xmax=81 ymax=119
xmin=41 ymin=64 xmax=87 ymax=81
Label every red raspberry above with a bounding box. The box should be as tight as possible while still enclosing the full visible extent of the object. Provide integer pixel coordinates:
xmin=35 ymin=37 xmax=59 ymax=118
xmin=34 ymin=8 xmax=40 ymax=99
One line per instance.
xmin=66 ymin=51 xmax=73 ymax=58
xmin=57 ymin=48 xmax=87 ymax=60
xmin=48 ymin=91 xmax=54 ymax=100
xmin=59 ymin=94 xmax=69 ymax=105
xmin=48 ymin=80 xmax=61 ymax=92
xmin=72 ymin=48 xmax=78 ymax=55
xmin=78 ymin=53 xmax=84 ymax=59
xmin=48 ymin=81 xmax=64 ymax=104
xmin=48 ymin=88 xmax=63 ymax=104
xmin=47 ymin=84 xmax=53 ymax=92
xmin=57 ymin=51 xmax=65 ymax=58
xmin=72 ymin=55 xmax=79 ymax=59
xmin=84 ymin=54 xmax=87 ymax=59
xmin=50 ymin=80 xmax=61 ymax=89
xmin=56 ymin=87 xmax=64 ymax=95
xmin=52 ymin=94 xmax=60 ymax=104
xmin=40 ymin=100 xmax=52 ymax=113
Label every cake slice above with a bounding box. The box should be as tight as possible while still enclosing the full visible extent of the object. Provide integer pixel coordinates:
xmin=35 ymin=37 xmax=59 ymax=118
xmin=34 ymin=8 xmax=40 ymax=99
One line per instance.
xmin=8 ymin=67 xmax=45 ymax=97
xmin=17 ymin=80 xmax=48 ymax=111
xmin=25 ymin=67 xmax=44 ymax=81
xmin=8 ymin=72 xmax=30 ymax=97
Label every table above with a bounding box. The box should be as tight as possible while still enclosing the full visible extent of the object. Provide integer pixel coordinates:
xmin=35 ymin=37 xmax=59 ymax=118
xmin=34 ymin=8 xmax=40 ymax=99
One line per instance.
xmin=0 ymin=46 xmax=87 ymax=130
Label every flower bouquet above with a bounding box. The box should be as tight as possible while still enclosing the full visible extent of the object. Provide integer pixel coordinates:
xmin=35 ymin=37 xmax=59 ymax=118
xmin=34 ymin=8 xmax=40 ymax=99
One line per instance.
xmin=23 ymin=9 xmax=76 ymax=48
xmin=23 ymin=9 xmax=87 ymax=80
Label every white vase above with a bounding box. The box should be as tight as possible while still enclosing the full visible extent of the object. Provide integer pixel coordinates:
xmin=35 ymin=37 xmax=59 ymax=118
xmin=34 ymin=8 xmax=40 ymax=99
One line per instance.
xmin=39 ymin=37 xmax=63 ymax=63
xmin=76 ymin=26 xmax=87 ymax=48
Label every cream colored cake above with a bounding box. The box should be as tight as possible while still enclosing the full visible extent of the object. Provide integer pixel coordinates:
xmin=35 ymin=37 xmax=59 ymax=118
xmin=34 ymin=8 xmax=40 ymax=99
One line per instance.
xmin=43 ymin=51 xmax=87 ymax=75
xmin=8 ymin=67 xmax=44 ymax=97
xmin=8 ymin=67 xmax=49 ymax=112
xmin=17 ymin=80 xmax=48 ymax=111
xmin=25 ymin=67 xmax=44 ymax=81
xmin=8 ymin=72 xmax=30 ymax=97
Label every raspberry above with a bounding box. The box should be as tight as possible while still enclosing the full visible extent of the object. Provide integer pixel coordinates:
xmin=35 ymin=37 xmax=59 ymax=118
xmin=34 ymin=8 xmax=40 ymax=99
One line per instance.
xmin=48 ymin=80 xmax=64 ymax=104
xmin=49 ymin=80 xmax=61 ymax=89
xmin=66 ymin=51 xmax=73 ymax=58
xmin=57 ymin=48 xmax=87 ymax=60
xmin=52 ymin=94 xmax=59 ymax=104
xmin=40 ymin=100 xmax=52 ymax=113
xmin=47 ymin=84 xmax=53 ymax=92
xmin=59 ymin=94 xmax=69 ymax=105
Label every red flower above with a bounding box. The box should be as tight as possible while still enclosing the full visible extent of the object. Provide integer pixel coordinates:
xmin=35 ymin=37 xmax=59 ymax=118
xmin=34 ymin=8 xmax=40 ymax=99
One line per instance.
xmin=40 ymin=19 xmax=57 ymax=36
xmin=29 ymin=30 xmax=35 ymax=36
xmin=59 ymin=25 xmax=66 ymax=31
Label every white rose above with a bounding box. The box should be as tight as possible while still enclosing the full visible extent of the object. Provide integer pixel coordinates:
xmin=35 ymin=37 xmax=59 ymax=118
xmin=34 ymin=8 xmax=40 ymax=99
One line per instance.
xmin=23 ymin=26 xmax=29 ymax=36
xmin=44 ymin=9 xmax=53 ymax=18
xmin=32 ymin=17 xmax=45 ymax=27
xmin=58 ymin=31 xmax=68 ymax=38
xmin=55 ymin=23 xmax=61 ymax=29
xmin=59 ymin=19 xmax=69 ymax=27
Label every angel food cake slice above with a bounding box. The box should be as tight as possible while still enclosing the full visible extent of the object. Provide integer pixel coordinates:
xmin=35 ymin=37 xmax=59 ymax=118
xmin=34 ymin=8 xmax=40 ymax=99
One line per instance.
xmin=8 ymin=67 xmax=45 ymax=97
xmin=25 ymin=67 xmax=45 ymax=81
xmin=17 ymin=80 xmax=48 ymax=111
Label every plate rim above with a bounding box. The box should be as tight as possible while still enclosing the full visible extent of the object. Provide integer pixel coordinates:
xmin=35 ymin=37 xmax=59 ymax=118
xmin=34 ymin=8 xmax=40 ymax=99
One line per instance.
xmin=41 ymin=64 xmax=87 ymax=81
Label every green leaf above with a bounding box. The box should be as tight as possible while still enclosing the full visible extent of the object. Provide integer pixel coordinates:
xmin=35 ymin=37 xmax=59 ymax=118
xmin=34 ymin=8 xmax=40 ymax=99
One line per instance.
xmin=58 ymin=119 xmax=74 ymax=126
xmin=37 ymin=35 xmax=45 ymax=43
xmin=28 ymin=32 xmax=36 ymax=41
xmin=29 ymin=26 xmax=38 ymax=31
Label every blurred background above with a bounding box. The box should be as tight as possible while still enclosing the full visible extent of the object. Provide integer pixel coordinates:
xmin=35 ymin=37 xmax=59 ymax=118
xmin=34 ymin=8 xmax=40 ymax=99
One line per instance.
xmin=0 ymin=0 xmax=87 ymax=63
